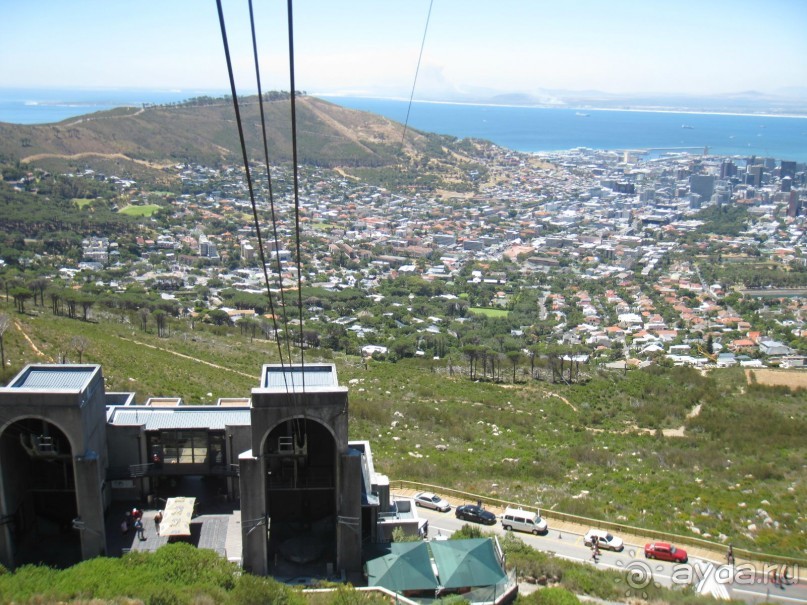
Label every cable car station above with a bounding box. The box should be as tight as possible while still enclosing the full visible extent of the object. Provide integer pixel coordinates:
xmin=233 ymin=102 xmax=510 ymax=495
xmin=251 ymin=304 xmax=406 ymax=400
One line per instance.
xmin=0 ymin=363 xmax=392 ymax=577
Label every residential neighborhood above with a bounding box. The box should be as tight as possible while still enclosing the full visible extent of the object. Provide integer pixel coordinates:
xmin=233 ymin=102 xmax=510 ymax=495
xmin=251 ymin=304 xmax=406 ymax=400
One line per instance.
xmin=3 ymin=144 xmax=806 ymax=373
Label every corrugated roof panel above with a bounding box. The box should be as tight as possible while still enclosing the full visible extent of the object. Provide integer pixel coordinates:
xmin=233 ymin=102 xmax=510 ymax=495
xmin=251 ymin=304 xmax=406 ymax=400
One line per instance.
xmin=108 ymin=408 xmax=251 ymax=430
xmin=12 ymin=367 xmax=95 ymax=390
xmin=263 ymin=365 xmax=336 ymax=389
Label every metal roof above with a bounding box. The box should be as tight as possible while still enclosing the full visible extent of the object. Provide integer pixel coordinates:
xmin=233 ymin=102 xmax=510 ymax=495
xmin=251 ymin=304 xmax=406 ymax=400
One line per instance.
xmin=107 ymin=408 xmax=251 ymax=430
xmin=11 ymin=366 xmax=96 ymax=390
xmin=262 ymin=364 xmax=337 ymax=389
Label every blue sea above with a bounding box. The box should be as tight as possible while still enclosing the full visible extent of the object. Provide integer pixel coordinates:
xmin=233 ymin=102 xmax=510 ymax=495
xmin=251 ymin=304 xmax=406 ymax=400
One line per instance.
xmin=321 ymin=97 xmax=807 ymax=163
xmin=0 ymin=88 xmax=227 ymax=125
xmin=2 ymin=88 xmax=805 ymax=162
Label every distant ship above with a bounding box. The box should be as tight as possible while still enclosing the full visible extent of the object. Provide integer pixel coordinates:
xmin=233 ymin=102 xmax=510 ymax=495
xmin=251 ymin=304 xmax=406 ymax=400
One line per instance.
xmin=681 ymin=124 xmax=694 ymax=129
xmin=576 ymin=112 xmax=590 ymax=117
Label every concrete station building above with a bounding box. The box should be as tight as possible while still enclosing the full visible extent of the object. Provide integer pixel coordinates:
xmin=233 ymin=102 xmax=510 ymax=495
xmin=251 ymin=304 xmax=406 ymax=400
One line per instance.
xmin=0 ymin=362 xmax=397 ymax=576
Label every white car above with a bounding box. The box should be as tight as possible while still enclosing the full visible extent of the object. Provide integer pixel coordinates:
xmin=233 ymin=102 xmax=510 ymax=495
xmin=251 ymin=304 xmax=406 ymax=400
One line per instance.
xmin=414 ymin=491 xmax=451 ymax=512
xmin=583 ymin=528 xmax=624 ymax=551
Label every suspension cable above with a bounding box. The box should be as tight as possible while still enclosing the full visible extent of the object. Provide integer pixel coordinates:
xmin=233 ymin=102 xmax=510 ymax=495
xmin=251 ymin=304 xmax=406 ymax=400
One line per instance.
xmin=216 ymin=0 xmax=288 ymax=370
xmin=247 ymin=0 xmax=295 ymax=371
xmin=400 ymin=0 xmax=434 ymax=149
xmin=286 ymin=0 xmax=307 ymax=389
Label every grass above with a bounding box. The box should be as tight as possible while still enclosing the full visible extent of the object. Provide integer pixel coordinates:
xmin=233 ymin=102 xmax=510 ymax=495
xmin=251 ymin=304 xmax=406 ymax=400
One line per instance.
xmin=119 ymin=203 xmax=161 ymax=217
xmin=469 ymin=307 xmax=509 ymax=318
xmin=0 ymin=531 xmax=735 ymax=605
xmin=72 ymin=198 xmax=94 ymax=208
xmin=1 ymin=300 xmax=805 ymax=557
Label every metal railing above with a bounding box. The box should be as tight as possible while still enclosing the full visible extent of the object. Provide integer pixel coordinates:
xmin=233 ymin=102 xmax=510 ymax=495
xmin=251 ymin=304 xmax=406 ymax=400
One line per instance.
xmin=129 ymin=463 xmax=153 ymax=477
xmin=391 ymin=479 xmax=807 ymax=567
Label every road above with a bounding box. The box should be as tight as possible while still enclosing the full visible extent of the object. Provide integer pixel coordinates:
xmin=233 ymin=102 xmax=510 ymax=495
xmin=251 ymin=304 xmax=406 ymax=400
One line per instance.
xmin=416 ymin=506 xmax=807 ymax=603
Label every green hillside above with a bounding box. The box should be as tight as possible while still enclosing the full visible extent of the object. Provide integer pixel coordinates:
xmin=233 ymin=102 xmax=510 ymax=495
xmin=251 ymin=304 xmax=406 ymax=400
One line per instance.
xmin=0 ymin=94 xmax=488 ymax=192
xmin=1 ymin=303 xmax=805 ymax=559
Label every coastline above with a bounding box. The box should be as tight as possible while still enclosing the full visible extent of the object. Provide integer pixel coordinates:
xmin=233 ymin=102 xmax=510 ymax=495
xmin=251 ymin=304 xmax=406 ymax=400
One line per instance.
xmin=317 ymin=93 xmax=807 ymax=120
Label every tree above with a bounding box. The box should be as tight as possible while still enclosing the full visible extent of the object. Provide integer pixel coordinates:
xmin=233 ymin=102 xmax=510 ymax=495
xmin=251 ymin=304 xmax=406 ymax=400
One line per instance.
xmin=153 ymin=310 xmax=168 ymax=338
xmin=79 ymin=293 xmax=95 ymax=321
xmin=301 ymin=329 xmax=320 ymax=348
xmin=138 ymin=307 xmax=150 ymax=332
xmin=208 ymin=309 xmax=231 ymax=326
xmin=28 ymin=277 xmax=49 ymax=306
xmin=506 ymin=350 xmax=523 ymax=383
xmin=10 ymin=286 xmax=32 ymax=313
xmin=0 ymin=313 xmax=10 ymax=371
xmin=70 ymin=335 xmax=90 ymax=363
xmin=462 ymin=344 xmax=480 ymax=380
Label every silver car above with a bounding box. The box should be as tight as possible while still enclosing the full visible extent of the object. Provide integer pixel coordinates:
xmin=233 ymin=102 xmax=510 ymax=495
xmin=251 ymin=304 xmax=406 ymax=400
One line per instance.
xmin=414 ymin=491 xmax=451 ymax=512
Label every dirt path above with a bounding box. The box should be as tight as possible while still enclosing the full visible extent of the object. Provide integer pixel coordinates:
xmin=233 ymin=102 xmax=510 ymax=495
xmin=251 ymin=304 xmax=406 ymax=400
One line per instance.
xmin=21 ymin=151 xmax=172 ymax=170
xmin=116 ymin=336 xmax=255 ymax=379
xmin=541 ymin=390 xmax=578 ymax=412
xmin=14 ymin=320 xmax=53 ymax=361
xmin=64 ymin=107 xmax=145 ymax=127
xmin=586 ymin=402 xmax=702 ymax=438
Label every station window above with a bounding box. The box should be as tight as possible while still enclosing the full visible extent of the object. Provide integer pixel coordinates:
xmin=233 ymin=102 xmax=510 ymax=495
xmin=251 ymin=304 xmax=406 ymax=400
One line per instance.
xmin=161 ymin=430 xmax=208 ymax=464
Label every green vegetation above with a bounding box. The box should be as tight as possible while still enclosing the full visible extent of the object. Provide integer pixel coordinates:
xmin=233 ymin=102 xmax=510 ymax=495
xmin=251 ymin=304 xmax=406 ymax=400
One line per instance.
xmin=0 ymin=96 xmax=489 ymax=195
xmin=0 ymin=537 xmax=737 ymax=604
xmin=0 ymin=178 xmax=137 ymax=263
xmin=694 ymin=204 xmax=749 ymax=237
xmin=1 ymin=300 xmax=804 ymax=557
xmin=119 ymin=203 xmax=161 ymax=217
xmin=0 ymin=543 xmax=304 ymax=604
xmin=469 ymin=307 xmax=509 ymax=318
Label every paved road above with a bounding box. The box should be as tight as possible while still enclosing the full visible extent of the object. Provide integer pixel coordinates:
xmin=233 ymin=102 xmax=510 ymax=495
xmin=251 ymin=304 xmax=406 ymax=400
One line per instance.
xmin=416 ymin=506 xmax=807 ymax=604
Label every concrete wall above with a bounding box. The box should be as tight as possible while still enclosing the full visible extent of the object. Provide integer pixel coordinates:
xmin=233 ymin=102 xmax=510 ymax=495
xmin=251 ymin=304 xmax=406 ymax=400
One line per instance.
xmin=0 ymin=365 xmax=109 ymax=566
xmin=107 ymin=425 xmax=145 ymax=501
xmin=239 ymin=451 xmax=267 ymax=575
xmin=337 ymin=451 xmax=362 ymax=571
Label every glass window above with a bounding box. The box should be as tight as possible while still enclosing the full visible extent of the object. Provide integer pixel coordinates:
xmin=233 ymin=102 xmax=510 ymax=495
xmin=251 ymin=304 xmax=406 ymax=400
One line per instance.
xmin=158 ymin=430 xmax=208 ymax=463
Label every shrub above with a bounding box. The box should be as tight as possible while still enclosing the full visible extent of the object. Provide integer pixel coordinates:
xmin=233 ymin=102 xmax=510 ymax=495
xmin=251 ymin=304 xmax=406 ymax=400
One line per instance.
xmin=517 ymin=587 xmax=580 ymax=604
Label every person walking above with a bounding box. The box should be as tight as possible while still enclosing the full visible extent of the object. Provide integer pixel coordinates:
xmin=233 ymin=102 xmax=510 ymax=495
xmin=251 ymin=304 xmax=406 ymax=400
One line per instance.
xmin=591 ymin=536 xmax=600 ymax=563
xmin=726 ymin=545 xmax=735 ymax=566
xmin=134 ymin=518 xmax=146 ymax=541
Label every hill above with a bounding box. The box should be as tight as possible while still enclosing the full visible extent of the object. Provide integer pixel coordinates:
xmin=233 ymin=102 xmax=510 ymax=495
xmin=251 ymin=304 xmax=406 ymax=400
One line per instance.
xmin=0 ymin=94 xmax=489 ymax=193
xmin=2 ymin=305 xmax=805 ymax=559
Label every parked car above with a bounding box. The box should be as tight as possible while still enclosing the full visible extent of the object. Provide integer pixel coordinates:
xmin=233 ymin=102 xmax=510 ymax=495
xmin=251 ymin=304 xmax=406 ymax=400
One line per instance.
xmin=644 ymin=542 xmax=688 ymax=563
xmin=501 ymin=507 xmax=548 ymax=535
xmin=414 ymin=491 xmax=451 ymax=512
xmin=455 ymin=504 xmax=497 ymax=525
xmin=583 ymin=529 xmax=624 ymax=552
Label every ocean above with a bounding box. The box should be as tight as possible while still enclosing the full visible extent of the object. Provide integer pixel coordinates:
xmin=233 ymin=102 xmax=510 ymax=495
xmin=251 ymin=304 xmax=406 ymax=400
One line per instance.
xmin=2 ymin=88 xmax=805 ymax=162
xmin=0 ymin=88 xmax=226 ymax=125
xmin=321 ymin=96 xmax=807 ymax=163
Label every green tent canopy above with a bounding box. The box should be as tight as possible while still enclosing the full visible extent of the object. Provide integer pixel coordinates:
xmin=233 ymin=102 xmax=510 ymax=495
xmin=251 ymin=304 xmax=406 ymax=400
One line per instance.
xmin=365 ymin=541 xmax=438 ymax=592
xmin=430 ymin=538 xmax=506 ymax=589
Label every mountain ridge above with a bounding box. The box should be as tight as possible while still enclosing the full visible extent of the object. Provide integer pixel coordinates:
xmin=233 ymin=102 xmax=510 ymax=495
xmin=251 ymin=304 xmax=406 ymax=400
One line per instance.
xmin=0 ymin=95 xmax=491 ymax=193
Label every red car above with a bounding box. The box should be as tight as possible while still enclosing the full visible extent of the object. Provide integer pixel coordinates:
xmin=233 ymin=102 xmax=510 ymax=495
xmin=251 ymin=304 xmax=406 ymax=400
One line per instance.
xmin=644 ymin=542 xmax=688 ymax=563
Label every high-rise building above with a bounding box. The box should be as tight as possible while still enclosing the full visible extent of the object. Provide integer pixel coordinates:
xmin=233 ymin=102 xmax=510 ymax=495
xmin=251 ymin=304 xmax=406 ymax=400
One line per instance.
xmin=689 ymin=174 xmax=715 ymax=202
xmin=787 ymin=190 xmax=802 ymax=217
xmin=720 ymin=160 xmax=737 ymax=179
xmin=780 ymin=160 xmax=797 ymax=180
xmin=746 ymin=165 xmax=764 ymax=188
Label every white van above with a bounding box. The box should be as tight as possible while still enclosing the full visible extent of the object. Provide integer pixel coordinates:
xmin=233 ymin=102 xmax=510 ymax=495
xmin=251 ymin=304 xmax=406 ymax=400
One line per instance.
xmin=501 ymin=507 xmax=548 ymax=535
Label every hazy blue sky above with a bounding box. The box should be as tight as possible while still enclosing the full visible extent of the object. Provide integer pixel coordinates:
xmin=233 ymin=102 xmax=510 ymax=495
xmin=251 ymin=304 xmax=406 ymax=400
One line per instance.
xmin=3 ymin=0 xmax=807 ymax=98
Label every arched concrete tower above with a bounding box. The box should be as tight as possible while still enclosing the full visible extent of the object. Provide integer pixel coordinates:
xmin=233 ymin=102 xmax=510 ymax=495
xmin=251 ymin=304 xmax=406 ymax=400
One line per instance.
xmin=240 ymin=364 xmax=360 ymax=576
xmin=0 ymin=365 xmax=108 ymax=569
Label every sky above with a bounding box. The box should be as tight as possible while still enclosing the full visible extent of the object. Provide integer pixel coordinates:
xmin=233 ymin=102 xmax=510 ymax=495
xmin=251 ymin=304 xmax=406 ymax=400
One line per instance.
xmin=3 ymin=0 xmax=807 ymax=100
